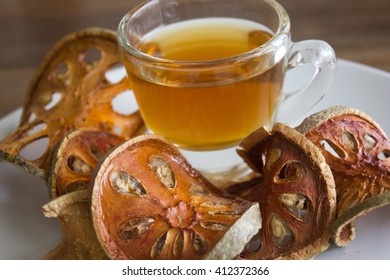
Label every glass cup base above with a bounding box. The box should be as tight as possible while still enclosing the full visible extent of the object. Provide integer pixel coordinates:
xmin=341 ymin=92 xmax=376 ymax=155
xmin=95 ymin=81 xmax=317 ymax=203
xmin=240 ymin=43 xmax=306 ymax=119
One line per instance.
xmin=180 ymin=146 xmax=251 ymax=188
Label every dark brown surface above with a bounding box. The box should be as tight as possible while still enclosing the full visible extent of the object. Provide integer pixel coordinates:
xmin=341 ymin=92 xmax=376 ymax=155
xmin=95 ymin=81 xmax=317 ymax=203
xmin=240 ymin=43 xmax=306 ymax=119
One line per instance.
xmin=1 ymin=0 xmax=389 ymax=118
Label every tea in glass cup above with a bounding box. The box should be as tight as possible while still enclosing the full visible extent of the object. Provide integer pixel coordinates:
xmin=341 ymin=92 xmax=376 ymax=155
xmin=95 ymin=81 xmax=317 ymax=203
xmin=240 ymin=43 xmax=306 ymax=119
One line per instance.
xmin=127 ymin=18 xmax=283 ymax=149
xmin=117 ymin=0 xmax=336 ymax=179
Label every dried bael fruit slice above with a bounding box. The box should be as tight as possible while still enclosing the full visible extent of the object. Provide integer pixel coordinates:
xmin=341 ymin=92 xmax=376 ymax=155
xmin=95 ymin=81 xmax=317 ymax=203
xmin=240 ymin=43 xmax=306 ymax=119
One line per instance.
xmin=0 ymin=28 xmax=143 ymax=179
xmin=48 ymin=129 xmax=125 ymax=198
xmin=42 ymin=190 xmax=106 ymax=260
xmin=296 ymin=106 xmax=390 ymax=247
xmin=227 ymin=123 xmax=336 ymax=259
xmin=90 ymin=134 xmax=261 ymax=260
xmin=45 ymin=129 xmax=124 ymax=259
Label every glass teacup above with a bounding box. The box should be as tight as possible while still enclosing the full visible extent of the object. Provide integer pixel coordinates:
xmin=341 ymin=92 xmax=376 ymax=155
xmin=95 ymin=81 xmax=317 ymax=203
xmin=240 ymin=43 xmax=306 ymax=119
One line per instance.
xmin=117 ymin=0 xmax=336 ymax=181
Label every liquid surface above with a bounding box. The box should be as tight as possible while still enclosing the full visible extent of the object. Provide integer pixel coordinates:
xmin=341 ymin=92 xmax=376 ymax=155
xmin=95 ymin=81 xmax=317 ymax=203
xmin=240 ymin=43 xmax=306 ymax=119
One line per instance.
xmin=139 ymin=18 xmax=272 ymax=61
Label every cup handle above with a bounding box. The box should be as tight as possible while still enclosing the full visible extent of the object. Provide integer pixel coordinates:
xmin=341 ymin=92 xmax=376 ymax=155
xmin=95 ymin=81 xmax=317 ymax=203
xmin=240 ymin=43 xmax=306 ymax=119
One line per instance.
xmin=276 ymin=40 xmax=337 ymax=126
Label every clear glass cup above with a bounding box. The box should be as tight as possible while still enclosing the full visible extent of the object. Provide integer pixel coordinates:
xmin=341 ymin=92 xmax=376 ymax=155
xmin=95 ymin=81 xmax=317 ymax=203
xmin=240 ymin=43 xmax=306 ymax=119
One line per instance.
xmin=117 ymin=0 xmax=336 ymax=183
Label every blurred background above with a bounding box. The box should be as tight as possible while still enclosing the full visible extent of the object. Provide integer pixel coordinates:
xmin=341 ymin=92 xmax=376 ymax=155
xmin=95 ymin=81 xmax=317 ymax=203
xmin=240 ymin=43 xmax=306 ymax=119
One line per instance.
xmin=1 ymin=0 xmax=389 ymax=117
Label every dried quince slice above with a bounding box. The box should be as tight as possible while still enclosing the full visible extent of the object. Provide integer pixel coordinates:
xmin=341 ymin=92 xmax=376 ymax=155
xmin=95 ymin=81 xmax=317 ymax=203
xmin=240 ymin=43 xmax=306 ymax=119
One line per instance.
xmin=42 ymin=190 xmax=106 ymax=260
xmin=227 ymin=123 xmax=336 ymax=259
xmin=296 ymin=106 xmax=390 ymax=246
xmin=48 ymin=129 xmax=125 ymax=198
xmin=90 ymin=134 xmax=261 ymax=260
xmin=0 ymin=28 xmax=143 ymax=179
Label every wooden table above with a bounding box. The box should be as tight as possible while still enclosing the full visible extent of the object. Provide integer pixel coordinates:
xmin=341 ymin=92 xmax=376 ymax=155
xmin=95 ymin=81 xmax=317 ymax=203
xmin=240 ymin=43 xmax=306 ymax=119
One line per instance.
xmin=1 ymin=0 xmax=389 ymax=118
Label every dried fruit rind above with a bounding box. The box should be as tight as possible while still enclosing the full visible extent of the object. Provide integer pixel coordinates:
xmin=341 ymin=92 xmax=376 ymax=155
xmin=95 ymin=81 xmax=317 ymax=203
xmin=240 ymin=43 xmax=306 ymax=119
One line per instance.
xmin=296 ymin=106 xmax=390 ymax=246
xmin=90 ymin=134 xmax=261 ymax=260
xmin=228 ymin=123 xmax=336 ymax=259
xmin=331 ymin=191 xmax=390 ymax=241
xmin=0 ymin=28 xmax=143 ymax=179
xmin=42 ymin=190 xmax=106 ymax=260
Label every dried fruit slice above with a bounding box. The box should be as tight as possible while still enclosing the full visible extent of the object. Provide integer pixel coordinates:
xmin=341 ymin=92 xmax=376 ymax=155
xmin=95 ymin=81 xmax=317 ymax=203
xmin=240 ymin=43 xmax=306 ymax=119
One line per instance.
xmin=45 ymin=129 xmax=125 ymax=259
xmin=0 ymin=28 xmax=143 ymax=179
xmin=90 ymin=134 xmax=261 ymax=260
xmin=296 ymin=106 xmax=390 ymax=246
xmin=42 ymin=190 xmax=106 ymax=260
xmin=227 ymin=123 xmax=336 ymax=259
xmin=48 ymin=129 xmax=125 ymax=198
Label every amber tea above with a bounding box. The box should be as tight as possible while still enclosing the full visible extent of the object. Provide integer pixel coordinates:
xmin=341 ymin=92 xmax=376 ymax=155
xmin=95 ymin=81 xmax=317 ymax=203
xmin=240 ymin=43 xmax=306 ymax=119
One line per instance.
xmin=124 ymin=18 xmax=284 ymax=150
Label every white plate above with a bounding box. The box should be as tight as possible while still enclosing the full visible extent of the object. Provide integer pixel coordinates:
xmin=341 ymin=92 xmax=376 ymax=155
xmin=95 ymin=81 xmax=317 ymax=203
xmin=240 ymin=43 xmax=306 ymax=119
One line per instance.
xmin=0 ymin=59 xmax=389 ymax=260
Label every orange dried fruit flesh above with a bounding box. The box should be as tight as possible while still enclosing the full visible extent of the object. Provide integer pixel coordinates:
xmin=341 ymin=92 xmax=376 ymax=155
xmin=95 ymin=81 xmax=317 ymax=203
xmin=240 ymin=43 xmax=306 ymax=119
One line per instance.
xmin=48 ymin=129 xmax=125 ymax=198
xmin=227 ymin=123 xmax=336 ymax=259
xmin=296 ymin=106 xmax=390 ymax=247
xmin=90 ymin=134 xmax=261 ymax=260
xmin=42 ymin=190 xmax=106 ymax=259
xmin=0 ymin=28 xmax=143 ymax=179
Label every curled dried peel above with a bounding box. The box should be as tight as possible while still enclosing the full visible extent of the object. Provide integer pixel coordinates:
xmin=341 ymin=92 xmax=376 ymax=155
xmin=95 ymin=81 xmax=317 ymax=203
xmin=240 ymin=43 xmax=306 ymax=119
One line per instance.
xmin=90 ymin=134 xmax=261 ymax=260
xmin=296 ymin=106 xmax=390 ymax=247
xmin=0 ymin=28 xmax=143 ymax=179
xmin=42 ymin=190 xmax=106 ymax=260
xmin=48 ymin=129 xmax=125 ymax=198
xmin=227 ymin=123 xmax=336 ymax=259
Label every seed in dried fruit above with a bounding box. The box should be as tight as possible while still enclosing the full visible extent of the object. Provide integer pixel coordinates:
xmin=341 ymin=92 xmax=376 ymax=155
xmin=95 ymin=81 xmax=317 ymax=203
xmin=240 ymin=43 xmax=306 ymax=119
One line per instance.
xmin=69 ymin=156 xmax=92 ymax=174
xmin=189 ymin=184 xmax=209 ymax=196
xmin=296 ymin=106 xmax=390 ymax=247
xmin=148 ymin=156 xmax=176 ymax=188
xmin=228 ymin=124 xmax=336 ymax=260
xmin=119 ymin=217 xmax=154 ymax=240
xmin=110 ymin=170 xmax=146 ymax=196
xmin=90 ymin=134 xmax=261 ymax=260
